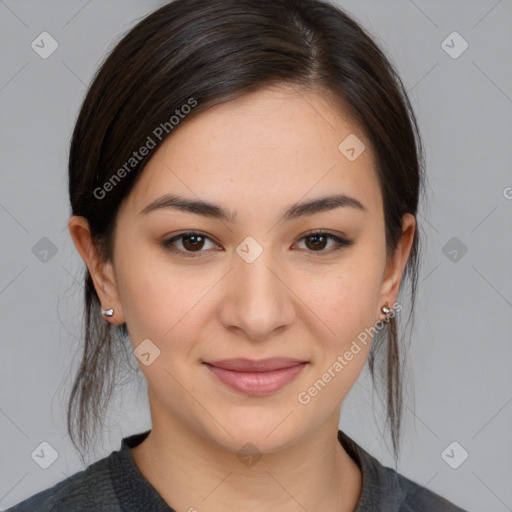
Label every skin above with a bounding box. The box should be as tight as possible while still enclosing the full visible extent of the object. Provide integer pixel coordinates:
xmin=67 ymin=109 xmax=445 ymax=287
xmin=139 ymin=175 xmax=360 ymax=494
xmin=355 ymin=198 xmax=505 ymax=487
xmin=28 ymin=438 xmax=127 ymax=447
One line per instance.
xmin=69 ymin=83 xmax=415 ymax=512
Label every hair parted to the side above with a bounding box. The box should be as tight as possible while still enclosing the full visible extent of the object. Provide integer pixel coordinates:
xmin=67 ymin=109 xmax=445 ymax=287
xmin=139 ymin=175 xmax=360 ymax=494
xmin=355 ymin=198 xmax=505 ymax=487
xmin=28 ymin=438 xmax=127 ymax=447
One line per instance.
xmin=67 ymin=0 xmax=425 ymax=463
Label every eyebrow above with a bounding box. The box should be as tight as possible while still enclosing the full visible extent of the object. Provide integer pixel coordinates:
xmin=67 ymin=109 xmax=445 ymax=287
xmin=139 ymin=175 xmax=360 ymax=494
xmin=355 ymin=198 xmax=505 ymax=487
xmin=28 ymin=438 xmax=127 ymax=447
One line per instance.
xmin=140 ymin=193 xmax=366 ymax=222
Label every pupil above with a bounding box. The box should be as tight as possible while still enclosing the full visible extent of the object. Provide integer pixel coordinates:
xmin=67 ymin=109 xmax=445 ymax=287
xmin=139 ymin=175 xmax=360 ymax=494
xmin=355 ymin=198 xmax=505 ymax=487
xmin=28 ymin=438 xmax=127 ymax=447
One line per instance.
xmin=307 ymin=235 xmax=326 ymax=250
xmin=184 ymin=235 xmax=203 ymax=250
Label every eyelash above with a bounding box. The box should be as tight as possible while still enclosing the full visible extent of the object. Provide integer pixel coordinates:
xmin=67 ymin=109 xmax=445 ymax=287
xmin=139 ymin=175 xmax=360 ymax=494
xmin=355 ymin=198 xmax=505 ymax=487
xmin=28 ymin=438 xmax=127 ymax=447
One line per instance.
xmin=161 ymin=231 xmax=353 ymax=258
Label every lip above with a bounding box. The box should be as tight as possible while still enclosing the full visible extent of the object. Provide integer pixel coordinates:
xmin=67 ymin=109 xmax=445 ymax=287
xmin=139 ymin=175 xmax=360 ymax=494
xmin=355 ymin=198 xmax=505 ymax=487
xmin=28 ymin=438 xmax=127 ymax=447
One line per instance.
xmin=203 ymin=358 xmax=307 ymax=396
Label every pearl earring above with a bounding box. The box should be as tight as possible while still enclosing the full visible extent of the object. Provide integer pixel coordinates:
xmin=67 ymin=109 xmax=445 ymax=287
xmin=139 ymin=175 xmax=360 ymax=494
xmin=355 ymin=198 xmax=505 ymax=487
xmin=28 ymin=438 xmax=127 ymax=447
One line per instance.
xmin=381 ymin=304 xmax=392 ymax=323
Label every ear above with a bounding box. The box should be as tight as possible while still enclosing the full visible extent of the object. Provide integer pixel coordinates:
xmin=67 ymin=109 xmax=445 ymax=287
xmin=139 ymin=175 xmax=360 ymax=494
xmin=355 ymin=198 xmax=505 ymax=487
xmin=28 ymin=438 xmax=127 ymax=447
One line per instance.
xmin=379 ymin=213 xmax=416 ymax=311
xmin=68 ymin=215 xmax=125 ymax=324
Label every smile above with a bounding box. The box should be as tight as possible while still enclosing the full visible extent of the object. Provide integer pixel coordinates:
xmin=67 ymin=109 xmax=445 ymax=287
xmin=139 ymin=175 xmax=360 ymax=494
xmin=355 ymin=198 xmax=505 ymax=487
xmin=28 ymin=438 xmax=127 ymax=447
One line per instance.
xmin=203 ymin=358 xmax=308 ymax=396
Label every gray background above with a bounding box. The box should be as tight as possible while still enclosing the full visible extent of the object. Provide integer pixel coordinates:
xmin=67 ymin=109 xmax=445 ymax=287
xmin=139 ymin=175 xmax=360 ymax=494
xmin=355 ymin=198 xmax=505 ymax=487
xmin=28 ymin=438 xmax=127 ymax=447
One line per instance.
xmin=1 ymin=0 xmax=511 ymax=510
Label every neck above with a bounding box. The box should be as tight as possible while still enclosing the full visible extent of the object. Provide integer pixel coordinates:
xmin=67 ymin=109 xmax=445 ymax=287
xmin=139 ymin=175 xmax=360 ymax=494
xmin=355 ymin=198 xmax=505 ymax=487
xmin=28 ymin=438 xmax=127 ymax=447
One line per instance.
xmin=131 ymin=401 xmax=362 ymax=512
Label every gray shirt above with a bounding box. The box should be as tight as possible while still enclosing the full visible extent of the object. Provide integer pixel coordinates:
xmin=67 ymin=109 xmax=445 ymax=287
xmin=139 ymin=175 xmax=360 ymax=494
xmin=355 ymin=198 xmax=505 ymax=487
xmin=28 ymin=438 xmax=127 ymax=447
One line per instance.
xmin=6 ymin=429 xmax=471 ymax=511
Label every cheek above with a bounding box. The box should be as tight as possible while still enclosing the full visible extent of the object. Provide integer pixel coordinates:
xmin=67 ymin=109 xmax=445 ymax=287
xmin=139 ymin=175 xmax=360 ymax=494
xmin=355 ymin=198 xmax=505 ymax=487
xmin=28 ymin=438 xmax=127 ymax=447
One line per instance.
xmin=293 ymin=257 xmax=384 ymax=411
xmin=297 ymin=255 xmax=384 ymax=345
xmin=115 ymin=251 xmax=215 ymax=351
xmin=115 ymin=226 xmax=386 ymax=351
xmin=113 ymin=246 xmax=175 ymax=341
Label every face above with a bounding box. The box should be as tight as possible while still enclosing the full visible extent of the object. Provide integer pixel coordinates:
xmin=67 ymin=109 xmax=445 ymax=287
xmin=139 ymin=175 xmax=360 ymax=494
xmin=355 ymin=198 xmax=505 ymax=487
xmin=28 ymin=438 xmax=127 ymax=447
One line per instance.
xmin=72 ymin=84 xmax=414 ymax=454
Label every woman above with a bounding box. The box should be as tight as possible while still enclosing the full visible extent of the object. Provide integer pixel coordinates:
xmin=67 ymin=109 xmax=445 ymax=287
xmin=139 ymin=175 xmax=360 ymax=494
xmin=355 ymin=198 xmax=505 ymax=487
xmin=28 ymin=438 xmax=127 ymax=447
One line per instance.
xmin=7 ymin=0 xmax=470 ymax=510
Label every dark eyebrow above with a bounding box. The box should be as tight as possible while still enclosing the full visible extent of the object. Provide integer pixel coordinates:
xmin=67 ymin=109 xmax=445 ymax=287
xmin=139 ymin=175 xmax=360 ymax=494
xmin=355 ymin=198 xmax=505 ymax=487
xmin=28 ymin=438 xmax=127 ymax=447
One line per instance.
xmin=140 ymin=193 xmax=366 ymax=222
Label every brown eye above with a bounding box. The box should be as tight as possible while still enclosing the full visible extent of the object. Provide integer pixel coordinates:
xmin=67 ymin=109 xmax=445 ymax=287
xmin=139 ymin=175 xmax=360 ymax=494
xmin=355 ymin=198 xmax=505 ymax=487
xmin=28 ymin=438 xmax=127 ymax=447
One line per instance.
xmin=181 ymin=234 xmax=206 ymax=251
xmin=162 ymin=232 xmax=219 ymax=257
xmin=304 ymin=233 xmax=329 ymax=251
xmin=296 ymin=232 xmax=353 ymax=254
xmin=162 ymin=230 xmax=352 ymax=258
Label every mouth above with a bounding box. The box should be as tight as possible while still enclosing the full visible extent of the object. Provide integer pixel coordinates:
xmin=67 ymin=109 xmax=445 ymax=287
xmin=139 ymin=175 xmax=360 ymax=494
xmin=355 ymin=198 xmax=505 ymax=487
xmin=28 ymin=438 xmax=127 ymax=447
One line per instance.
xmin=202 ymin=358 xmax=308 ymax=396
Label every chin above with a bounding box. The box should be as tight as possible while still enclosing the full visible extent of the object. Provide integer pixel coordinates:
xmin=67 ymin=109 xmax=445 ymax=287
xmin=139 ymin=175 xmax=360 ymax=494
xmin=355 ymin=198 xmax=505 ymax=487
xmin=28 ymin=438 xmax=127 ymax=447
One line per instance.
xmin=194 ymin=409 xmax=309 ymax=456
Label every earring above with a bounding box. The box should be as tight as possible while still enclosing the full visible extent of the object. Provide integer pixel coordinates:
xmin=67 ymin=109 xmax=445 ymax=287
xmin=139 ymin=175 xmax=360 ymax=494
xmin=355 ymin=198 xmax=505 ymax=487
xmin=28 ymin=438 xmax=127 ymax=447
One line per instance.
xmin=381 ymin=304 xmax=392 ymax=323
xmin=102 ymin=307 xmax=114 ymax=318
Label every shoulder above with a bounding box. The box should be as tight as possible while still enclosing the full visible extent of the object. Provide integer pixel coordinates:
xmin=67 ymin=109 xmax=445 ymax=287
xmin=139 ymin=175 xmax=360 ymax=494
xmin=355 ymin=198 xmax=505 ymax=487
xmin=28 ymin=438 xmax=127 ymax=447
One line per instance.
xmin=4 ymin=451 xmax=121 ymax=512
xmin=337 ymin=430 xmax=471 ymax=512
xmin=392 ymin=467 xmax=470 ymax=511
xmin=363 ymin=459 xmax=470 ymax=511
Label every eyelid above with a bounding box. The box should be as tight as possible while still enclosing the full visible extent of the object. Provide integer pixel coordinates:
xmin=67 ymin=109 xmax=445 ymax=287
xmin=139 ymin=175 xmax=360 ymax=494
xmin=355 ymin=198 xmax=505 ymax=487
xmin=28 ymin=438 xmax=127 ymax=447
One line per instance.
xmin=162 ymin=231 xmax=220 ymax=257
xmin=161 ymin=229 xmax=353 ymax=257
xmin=294 ymin=230 xmax=353 ymax=253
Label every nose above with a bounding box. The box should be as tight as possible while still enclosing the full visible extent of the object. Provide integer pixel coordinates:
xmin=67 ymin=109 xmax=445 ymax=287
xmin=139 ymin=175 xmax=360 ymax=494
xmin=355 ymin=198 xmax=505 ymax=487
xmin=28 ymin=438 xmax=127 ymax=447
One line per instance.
xmin=217 ymin=248 xmax=296 ymax=342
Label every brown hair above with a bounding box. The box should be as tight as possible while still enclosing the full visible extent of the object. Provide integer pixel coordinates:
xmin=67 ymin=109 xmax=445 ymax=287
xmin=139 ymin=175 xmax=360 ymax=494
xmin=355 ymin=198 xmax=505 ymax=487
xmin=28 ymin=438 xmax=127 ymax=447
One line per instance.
xmin=67 ymin=0 xmax=425 ymax=463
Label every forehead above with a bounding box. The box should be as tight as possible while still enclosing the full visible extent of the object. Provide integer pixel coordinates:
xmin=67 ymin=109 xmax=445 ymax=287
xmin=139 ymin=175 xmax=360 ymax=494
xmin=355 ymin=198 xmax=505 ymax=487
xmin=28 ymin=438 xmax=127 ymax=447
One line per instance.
xmin=121 ymin=84 xmax=382 ymax=221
